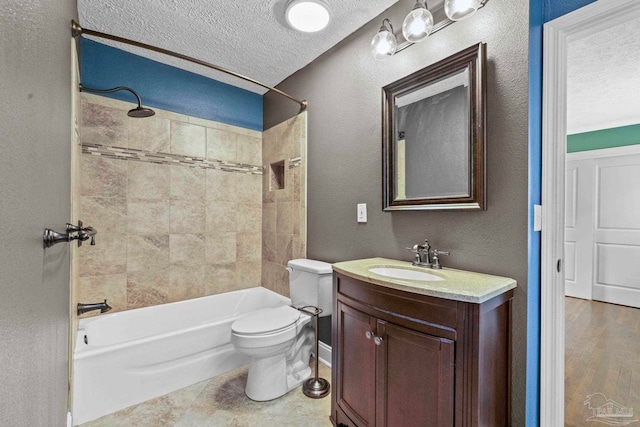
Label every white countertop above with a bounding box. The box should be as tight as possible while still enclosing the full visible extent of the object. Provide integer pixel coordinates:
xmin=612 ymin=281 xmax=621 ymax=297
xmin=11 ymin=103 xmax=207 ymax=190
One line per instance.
xmin=332 ymin=257 xmax=517 ymax=303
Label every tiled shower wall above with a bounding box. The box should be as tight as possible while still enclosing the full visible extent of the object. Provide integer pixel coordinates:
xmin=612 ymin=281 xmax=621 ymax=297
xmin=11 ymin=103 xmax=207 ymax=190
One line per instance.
xmin=261 ymin=113 xmax=307 ymax=296
xmin=77 ymin=93 xmax=262 ymax=313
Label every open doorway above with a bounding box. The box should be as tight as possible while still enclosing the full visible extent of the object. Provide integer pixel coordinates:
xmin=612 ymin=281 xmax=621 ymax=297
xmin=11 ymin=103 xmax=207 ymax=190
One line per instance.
xmin=541 ymin=0 xmax=640 ymax=425
xmin=564 ymin=16 xmax=640 ymax=421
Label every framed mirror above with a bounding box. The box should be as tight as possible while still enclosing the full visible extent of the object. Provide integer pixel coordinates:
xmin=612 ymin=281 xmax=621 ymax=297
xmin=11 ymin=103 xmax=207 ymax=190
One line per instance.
xmin=383 ymin=43 xmax=486 ymax=210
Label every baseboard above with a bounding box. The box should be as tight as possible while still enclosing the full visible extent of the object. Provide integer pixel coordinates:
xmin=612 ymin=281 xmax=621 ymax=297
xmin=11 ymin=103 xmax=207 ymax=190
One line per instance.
xmin=316 ymin=341 xmax=332 ymax=368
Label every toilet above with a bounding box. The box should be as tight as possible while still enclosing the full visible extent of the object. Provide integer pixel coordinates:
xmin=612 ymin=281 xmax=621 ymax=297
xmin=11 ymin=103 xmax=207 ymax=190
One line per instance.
xmin=231 ymin=259 xmax=333 ymax=401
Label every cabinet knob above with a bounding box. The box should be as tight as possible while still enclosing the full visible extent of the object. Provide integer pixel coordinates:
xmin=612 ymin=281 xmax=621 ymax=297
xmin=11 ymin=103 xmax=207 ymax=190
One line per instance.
xmin=374 ymin=336 xmax=384 ymax=346
xmin=365 ymin=331 xmax=374 ymax=340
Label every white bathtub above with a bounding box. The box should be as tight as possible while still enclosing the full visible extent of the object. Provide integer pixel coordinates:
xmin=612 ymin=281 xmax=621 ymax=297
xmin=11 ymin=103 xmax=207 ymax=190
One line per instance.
xmin=72 ymin=287 xmax=289 ymax=425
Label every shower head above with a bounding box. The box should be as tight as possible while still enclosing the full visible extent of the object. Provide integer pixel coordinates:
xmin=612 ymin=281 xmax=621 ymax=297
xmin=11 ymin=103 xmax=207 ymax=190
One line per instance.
xmin=79 ymin=84 xmax=155 ymax=118
xmin=127 ymin=106 xmax=156 ymax=118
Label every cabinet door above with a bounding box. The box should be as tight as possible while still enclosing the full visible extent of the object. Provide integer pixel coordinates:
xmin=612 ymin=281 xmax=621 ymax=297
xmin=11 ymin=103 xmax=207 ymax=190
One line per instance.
xmin=376 ymin=321 xmax=455 ymax=427
xmin=336 ymin=302 xmax=377 ymax=426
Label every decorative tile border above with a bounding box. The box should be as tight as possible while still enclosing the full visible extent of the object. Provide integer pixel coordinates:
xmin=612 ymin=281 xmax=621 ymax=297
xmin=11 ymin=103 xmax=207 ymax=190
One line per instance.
xmin=289 ymin=156 xmax=302 ymax=169
xmin=82 ymin=143 xmax=263 ymax=175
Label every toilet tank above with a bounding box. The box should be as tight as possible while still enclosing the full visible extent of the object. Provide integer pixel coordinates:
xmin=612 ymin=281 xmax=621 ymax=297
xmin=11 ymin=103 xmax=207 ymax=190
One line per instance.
xmin=287 ymin=259 xmax=333 ymax=317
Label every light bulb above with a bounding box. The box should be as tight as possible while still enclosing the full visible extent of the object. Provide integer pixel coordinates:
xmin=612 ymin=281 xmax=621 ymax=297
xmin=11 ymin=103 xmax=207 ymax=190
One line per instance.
xmin=402 ymin=3 xmax=434 ymax=43
xmin=371 ymin=29 xmax=397 ymax=61
xmin=444 ymin=0 xmax=481 ymax=21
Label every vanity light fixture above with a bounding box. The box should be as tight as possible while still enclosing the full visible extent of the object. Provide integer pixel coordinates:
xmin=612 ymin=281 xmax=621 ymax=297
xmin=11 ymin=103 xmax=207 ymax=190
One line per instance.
xmin=444 ymin=0 xmax=482 ymax=21
xmin=402 ymin=1 xmax=434 ymax=43
xmin=371 ymin=19 xmax=398 ymax=61
xmin=285 ymin=0 xmax=331 ymax=33
xmin=372 ymin=0 xmax=487 ymax=60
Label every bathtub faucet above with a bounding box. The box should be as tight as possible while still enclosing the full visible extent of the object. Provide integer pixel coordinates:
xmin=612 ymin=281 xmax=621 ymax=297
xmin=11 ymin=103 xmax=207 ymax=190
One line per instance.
xmin=77 ymin=300 xmax=112 ymax=316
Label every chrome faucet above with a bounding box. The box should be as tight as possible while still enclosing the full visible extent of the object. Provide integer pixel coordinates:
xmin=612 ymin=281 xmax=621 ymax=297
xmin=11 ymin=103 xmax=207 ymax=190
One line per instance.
xmin=431 ymin=249 xmax=450 ymax=269
xmin=407 ymin=239 xmax=431 ymax=267
xmin=406 ymin=239 xmax=450 ymax=269
xmin=77 ymin=300 xmax=112 ymax=316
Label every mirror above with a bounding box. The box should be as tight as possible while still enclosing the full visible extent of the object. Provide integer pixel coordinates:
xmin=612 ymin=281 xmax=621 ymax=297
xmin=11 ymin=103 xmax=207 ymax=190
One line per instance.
xmin=383 ymin=43 xmax=486 ymax=210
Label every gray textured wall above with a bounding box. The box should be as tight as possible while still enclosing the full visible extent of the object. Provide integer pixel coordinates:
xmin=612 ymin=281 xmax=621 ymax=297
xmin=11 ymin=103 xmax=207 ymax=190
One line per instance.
xmin=264 ymin=0 xmax=529 ymax=423
xmin=0 ymin=1 xmax=76 ymax=425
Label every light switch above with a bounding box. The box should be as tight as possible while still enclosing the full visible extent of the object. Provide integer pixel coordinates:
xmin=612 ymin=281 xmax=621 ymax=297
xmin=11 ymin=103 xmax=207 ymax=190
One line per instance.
xmin=357 ymin=203 xmax=367 ymax=223
xmin=534 ymin=204 xmax=542 ymax=231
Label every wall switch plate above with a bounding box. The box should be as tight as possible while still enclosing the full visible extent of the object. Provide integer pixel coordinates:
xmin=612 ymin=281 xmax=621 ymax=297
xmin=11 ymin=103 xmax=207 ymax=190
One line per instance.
xmin=534 ymin=204 xmax=542 ymax=231
xmin=357 ymin=203 xmax=367 ymax=223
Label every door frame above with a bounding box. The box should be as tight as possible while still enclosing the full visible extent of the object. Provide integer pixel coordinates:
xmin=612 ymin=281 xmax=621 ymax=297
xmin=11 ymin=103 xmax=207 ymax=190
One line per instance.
xmin=541 ymin=0 xmax=640 ymax=424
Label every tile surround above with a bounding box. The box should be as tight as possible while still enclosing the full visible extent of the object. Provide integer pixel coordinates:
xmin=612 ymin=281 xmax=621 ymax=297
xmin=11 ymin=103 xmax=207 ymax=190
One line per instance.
xmin=77 ymin=95 xmax=305 ymax=314
xmin=128 ymin=115 xmax=170 ymax=153
xmin=78 ymin=94 xmax=263 ymax=313
xmin=262 ymin=113 xmax=307 ymax=296
xmin=170 ymin=121 xmax=206 ymax=158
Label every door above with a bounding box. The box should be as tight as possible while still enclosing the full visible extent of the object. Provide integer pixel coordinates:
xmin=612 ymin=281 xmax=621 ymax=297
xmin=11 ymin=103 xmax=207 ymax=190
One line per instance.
xmin=375 ymin=321 xmax=455 ymax=427
xmin=565 ymin=158 xmax=595 ymax=299
xmin=336 ymin=302 xmax=377 ymax=426
xmin=565 ymin=150 xmax=640 ymax=307
xmin=0 ymin=2 xmax=74 ymax=425
xmin=592 ymin=153 xmax=640 ymax=307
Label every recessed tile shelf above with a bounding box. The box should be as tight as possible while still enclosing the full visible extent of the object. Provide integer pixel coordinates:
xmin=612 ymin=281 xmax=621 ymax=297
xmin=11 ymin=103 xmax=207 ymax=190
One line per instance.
xmin=269 ymin=160 xmax=285 ymax=191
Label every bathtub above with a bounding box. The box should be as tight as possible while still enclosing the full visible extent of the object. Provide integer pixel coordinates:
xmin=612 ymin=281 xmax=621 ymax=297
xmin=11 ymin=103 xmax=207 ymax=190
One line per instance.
xmin=72 ymin=287 xmax=289 ymax=425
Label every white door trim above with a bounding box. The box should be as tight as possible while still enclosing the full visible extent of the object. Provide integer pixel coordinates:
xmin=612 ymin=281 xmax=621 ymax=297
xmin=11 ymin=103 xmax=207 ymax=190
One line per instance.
xmin=541 ymin=0 xmax=640 ymax=425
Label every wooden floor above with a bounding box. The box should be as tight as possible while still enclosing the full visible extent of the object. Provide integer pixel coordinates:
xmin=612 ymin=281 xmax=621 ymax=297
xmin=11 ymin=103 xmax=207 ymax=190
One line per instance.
xmin=565 ymin=297 xmax=640 ymax=426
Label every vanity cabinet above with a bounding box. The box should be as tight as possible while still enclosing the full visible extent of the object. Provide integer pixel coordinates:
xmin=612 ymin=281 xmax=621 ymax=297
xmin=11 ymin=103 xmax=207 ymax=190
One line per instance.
xmin=331 ymin=271 xmax=514 ymax=427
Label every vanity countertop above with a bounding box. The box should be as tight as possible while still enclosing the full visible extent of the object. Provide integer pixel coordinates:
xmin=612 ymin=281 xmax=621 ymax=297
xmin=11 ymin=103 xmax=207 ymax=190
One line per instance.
xmin=332 ymin=257 xmax=516 ymax=303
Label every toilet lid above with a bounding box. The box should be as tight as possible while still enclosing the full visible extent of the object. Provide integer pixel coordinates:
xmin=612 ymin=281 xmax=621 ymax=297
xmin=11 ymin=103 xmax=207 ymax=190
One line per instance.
xmin=232 ymin=306 xmax=301 ymax=335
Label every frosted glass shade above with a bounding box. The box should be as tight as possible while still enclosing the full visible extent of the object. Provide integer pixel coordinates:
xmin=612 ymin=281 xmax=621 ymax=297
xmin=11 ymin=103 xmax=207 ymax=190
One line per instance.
xmin=402 ymin=6 xmax=434 ymax=43
xmin=371 ymin=29 xmax=397 ymax=61
xmin=444 ymin=0 xmax=481 ymax=21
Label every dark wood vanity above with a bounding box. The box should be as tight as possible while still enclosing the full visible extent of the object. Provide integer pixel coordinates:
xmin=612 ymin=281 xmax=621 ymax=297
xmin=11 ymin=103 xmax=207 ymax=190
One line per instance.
xmin=330 ymin=262 xmax=514 ymax=427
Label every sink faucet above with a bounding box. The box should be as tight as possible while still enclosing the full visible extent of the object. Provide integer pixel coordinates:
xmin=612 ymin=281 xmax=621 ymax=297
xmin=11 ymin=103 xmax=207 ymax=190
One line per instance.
xmin=407 ymin=239 xmax=431 ymax=267
xmin=406 ymin=239 xmax=450 ymax=269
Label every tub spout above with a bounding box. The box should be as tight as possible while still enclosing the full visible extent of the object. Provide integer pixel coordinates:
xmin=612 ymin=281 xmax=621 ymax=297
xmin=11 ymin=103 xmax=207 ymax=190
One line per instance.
xmin=78 ymin=300 xmax=112 ymax=316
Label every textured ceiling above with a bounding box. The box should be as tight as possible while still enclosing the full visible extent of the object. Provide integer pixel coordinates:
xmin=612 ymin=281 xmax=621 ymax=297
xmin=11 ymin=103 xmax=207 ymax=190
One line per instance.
xmin=78 ymin=0 xmax=398 ymax=95
xmin=567 ymin=15 xmax=640 ymax=134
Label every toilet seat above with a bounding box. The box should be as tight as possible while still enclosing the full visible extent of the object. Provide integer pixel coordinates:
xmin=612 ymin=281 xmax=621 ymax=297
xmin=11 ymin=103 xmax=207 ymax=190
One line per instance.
xmin=232 ymin=306 xmax=301 ymax=336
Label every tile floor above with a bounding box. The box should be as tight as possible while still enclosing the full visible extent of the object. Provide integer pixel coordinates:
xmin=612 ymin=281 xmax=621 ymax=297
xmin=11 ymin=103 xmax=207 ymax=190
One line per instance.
xmin=80 ymin=360 xmax=332 ymax=426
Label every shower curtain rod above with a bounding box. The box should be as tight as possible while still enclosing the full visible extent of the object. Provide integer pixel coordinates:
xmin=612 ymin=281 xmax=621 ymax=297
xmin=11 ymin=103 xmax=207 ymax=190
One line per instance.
xmin=71 ymin=20 xmax=307 ymax=111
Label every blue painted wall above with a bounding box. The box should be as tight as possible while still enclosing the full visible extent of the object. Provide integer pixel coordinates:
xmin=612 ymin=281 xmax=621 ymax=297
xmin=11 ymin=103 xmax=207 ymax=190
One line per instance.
xmin=544 ymin=0 xmax=595 ymax=22
xmin=527 ymin=2 xmax=543 ymax=425
xmin=80 ymin=38 xmax=263 ymax=131
xmin=527 ymin=0 xmax=595 ymax=425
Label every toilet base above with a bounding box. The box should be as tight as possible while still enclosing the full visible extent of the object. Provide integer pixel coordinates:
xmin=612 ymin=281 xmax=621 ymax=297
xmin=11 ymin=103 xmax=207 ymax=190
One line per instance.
xmin=245 ymin=354 xmax=311 ymax=401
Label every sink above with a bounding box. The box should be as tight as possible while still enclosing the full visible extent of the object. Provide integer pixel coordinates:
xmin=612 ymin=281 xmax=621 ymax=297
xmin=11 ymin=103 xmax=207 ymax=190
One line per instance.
xmin=368 ymin=267 xmax=444 ymax=282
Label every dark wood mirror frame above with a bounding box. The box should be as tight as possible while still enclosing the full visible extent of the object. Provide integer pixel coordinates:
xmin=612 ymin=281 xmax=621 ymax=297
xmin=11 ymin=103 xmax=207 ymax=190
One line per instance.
xmin=382 ymin=43 xmax=487 ymax=211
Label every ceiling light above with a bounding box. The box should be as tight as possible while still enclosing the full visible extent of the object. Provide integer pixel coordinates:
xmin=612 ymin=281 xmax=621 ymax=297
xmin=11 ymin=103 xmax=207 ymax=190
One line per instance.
xmin=444 ymin=0 xmax=481 ymax=21
xmin=371 ymin=19 xmax=398 ymax=61
xmin=286 ymin=0 xmax=331 ymax=33
xmin=402 ymin=1 xmax=434 ymax=43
